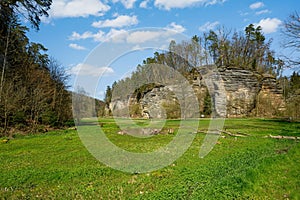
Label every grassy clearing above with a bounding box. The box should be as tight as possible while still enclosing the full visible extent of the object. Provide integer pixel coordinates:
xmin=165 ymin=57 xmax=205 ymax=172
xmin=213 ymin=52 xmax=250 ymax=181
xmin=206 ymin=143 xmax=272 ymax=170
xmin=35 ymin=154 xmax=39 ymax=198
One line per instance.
xmin=0 ymin=118 xmax=299 ymax=199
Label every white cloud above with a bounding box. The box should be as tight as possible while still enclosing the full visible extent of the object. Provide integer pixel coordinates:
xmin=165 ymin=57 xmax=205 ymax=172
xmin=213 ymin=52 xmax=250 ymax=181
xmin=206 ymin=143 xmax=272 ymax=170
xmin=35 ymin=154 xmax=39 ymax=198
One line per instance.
xmin=154 ymin=0 xmax=225 ymax=10
xmin=254 ymin=18 xmax=282 ymax=34
xmin=50 ymin=0 xmax=110 ymax=18
xmin=131 ymin=44 xmax=142 ymax=50
xmin=69 ymin=31 xmax=94 ymax=40
xmin=92 ymin=15 xmax=138 ymax=28
xmin=139 ymin=0 xmax=150 ymax=8
xmin=69 ymin=29 xmax=130 ymax=42
xmin=69 ymin=43 xmax=87 ymax=50
xmin=199 ymin=21 xmax=220 ymax=32
xmin=69 ymin=23 xmax=187 ymax=44
xmin=255 ymin=9 xmax=271 ymax=15
xmin=249 ymin=2 xmax=264 ymax=10
xmin=105 ymin=29 xmax=129 ymax=43
xmin=112 ymin=0 xmax=137 ymax=9
xmin=125 ymin=24 xmax=186 ymax=44
xmin=92 ymin=31 xmax=107 ymax=41
xmin=69 ymin=30 xmax=105 ymax=41
xmin=126 ymin=30 xmax=163 ymax=43
xmin=70 ymin=64 xmax=114 ymax=77
xmin=125 ymin=28 xmax=186 ymax=44
xmin=167 ymin=22 xmax=186 ymax=33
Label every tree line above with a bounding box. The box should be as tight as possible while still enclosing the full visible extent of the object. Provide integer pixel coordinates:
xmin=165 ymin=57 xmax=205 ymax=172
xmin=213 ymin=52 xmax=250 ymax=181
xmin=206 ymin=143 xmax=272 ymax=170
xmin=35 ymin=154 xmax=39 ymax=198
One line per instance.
xmin=0 ymin=0 xmax=73 ymax=136
xmin=138 ymin=24 xmax=284 ymax=76
xmin=278 ymin=72 xmax=300 ymax=119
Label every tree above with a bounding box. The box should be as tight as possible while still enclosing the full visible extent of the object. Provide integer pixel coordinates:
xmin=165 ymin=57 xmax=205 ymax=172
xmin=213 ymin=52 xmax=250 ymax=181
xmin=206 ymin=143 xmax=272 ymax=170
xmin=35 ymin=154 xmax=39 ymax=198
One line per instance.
xmin=202 ymin=24 xmax=274 ymax=72
xmin=290 ymin=72 xmax=300 ymax=93
xmin=47 ymin=58 xmax=71 ymax=126
xmin=0 ymin=0 xmax=52 ymax=96
xmin=203 ymin=89 xmax=212 ymax=116
xmin=285 ymin=72 xmax=300 ymax=120
xmin=0 ymin=0 xmax=76 ymax=134
xmin=205 ymin=30 xmax=219 ymax=65
xmin=0 ymin=0 xmax=52 ymax=31
xmin=0 ymin=14 xmax=29 ymax=100
xmin=104 ymin=86 xmax=112 ymax=107
xmin=282 ymin=11 xmax=300 ymax=68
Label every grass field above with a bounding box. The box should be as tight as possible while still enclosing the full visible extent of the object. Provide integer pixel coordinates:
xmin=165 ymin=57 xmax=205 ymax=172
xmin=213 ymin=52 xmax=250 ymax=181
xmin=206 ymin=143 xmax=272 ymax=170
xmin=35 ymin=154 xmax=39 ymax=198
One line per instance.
xmin=0 ymin=118 xmax=299 ymax=199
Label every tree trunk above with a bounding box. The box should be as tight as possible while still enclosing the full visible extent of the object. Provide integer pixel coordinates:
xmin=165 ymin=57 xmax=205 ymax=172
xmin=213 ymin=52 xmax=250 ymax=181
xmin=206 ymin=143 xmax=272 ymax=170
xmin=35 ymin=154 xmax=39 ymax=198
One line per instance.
xmin=0 ymin=26 xmax=10 ymax=102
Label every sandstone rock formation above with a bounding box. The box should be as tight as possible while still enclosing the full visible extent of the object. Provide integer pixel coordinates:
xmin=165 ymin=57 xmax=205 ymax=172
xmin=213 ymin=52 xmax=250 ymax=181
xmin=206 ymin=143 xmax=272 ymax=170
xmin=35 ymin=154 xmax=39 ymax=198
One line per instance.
xmin=108 ymin=67 xmax=285 ymax=118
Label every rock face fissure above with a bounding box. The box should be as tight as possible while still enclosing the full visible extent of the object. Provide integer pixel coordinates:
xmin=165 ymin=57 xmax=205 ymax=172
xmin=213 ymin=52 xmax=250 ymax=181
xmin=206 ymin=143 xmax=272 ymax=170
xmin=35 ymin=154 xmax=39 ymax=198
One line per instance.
xmin=109 ymin=68 xmax=285 ymax=118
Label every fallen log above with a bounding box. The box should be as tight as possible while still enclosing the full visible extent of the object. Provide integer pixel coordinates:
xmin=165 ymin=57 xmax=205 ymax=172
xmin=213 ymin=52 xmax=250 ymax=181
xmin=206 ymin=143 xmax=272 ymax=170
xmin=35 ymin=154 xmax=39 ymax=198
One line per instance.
xmin=197 ymin=129 xmax=247 ymax=137
xmin=219 ymin=130 xmax=247 ymax=137
xmin=267 ymin=134 xmax=299 ymax=140
xmin=236 ymin=132 xmax=251 ymax=136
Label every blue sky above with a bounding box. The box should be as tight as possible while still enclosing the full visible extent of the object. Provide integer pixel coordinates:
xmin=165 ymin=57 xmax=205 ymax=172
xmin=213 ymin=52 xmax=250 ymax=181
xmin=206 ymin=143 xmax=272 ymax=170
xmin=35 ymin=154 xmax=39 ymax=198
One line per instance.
xmin=26 ymin=0 xmax=299 ymax=99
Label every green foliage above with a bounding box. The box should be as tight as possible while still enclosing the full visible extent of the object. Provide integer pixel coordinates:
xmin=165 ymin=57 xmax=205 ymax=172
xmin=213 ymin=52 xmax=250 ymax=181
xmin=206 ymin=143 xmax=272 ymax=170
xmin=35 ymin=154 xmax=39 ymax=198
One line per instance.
xmin=41 ymin=110 xmax=58 ymax=127
xmin=290 ymin=71 xmax=300 ymax=92
xmin=203 ymin=24 xmax=281 ymax=73
xmin=286 ymin=95 xmax=300 ymax=120
xmin=162 ymin=101 xmax=181 ymax=119
xmin=203 ymin=89 xmax=212 ymax=116
xmin=104 ymin=86 xmax=112 ymax=106
xmin=129 ymin=103 xmax=142 ymax=117
xmin=63 ymin=120 xmax=75 ymax=127
xmin=206 ymin=30 xmax=219 ymax=63
xmin=278 ymin=72 xmax=300 ymax=120
xmin=0 ymin=0 xmax=52 ymax=31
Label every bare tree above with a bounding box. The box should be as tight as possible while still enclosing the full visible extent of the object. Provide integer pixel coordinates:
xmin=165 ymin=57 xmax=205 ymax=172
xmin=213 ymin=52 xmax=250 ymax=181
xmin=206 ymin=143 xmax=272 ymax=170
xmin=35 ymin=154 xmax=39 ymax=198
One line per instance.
xmin=282 ymin=11 xmax=300 ymax=68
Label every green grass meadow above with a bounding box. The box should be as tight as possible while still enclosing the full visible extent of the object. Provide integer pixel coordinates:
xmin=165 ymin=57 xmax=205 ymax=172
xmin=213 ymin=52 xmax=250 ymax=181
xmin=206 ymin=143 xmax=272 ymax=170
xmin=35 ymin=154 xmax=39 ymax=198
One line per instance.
xmin=0 ymin=118 xmax=299 ymax=199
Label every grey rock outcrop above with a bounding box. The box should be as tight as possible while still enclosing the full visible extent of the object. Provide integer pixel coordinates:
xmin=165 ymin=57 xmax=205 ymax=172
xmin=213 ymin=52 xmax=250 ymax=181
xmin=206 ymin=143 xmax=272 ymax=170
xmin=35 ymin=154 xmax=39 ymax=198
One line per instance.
xmin=219 ymin=68 xmax=261 ymax=117
xmin=109 ymin=67 xmax=285 ymax=118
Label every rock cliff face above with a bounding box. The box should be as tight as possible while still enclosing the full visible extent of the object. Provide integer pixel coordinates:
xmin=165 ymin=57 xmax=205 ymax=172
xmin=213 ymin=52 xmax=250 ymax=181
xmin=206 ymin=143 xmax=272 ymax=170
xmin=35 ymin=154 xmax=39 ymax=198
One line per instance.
xmin=219 ymin=68 xmax=261 ymax=117
xmin=255 ymin=74 xmax=286 ymax=117
xmin=109 ymin=68 xmax=285 ymax=118
xmin=218 ymin=68 xmax=285 ymax=117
